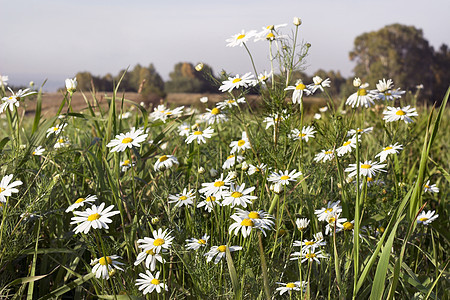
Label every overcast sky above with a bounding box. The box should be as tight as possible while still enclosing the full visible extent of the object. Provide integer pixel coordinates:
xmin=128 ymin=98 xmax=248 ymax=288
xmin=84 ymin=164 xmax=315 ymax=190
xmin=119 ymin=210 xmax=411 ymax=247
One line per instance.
xmin=2 ymin=0 xmax=449 ymax=91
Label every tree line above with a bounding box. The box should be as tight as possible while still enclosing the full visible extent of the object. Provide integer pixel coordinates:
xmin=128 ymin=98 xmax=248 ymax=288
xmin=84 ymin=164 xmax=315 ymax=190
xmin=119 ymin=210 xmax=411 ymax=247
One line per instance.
xmin=72 ymin=24 xmax=449 ymax=102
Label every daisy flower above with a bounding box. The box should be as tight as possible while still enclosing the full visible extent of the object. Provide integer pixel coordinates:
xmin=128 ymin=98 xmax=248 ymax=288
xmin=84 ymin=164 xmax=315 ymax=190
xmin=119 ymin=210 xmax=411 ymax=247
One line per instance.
xmin=276 ymin=281 xmax=306 ymax=295
xmin=221 ymin=183 xmax=257 ymax=208
xmin=135 ymin=270 xmax=168 ymax=295
xmin=32 ymin=146 xmax=45 ymax=156
xmin=347 ymin=127 xmax=373 ymax=137
xmin=295 ymin=218 xmax=310 ymax=231
xmin=324 ymin=213 xmax=347 ymax=235
xmin=91 ymin=255 xmax=124 ymax=279
xmin=185 ymin=126 xmax=214 ymax=144
xmin=219 ymin=72 xmax=255 ymax=92
xmin=228 ymin=215 xmax=258 ymax=238
xmin=371 ymin=78 xmax=405 ymax=101
xmin=232 ymin=208 xmax=274 ymax=234
xmin=120 ymin=159 xmax=135 ymax=172
xmin=313 ymin=149 xmax=334 ymax=163
xmin=230 ymin=131 xmax=251 ymax=154
xmin=383 ymin=106 xmax=418 ymax=123
xmin=134 ymin=248 xmax=165 ymax=271
xmin=178 ymin=123 xmax=190 ymax=136
xmin=185 ymin=234 xmax=210 ymax=251
xmin=257 ymin=71 xmax=272 ymax=84
xmin=308 ymin=76 xmax=331 ymax=94
xmin=416 ymin=210 xmax=439 ymax=225
xmin=70 ymin=203 xmax=120 ymax=234
xmin=255 ymin=24 xmax=287 ymax=40
xmin=222 ymin=154 xmax=244 ymax=169
xmin=0 ymin=174 xmax=23 ymax=203
xmin=375 ymin=143 xmax=403 ymax=162
xmin=168 ymin=188 xmax=195 ymax=208
xmin=423 ymin=180 xmax=439 ymax=193
xmin=150 ymin=105 xmax=184 ymax=123
xmin=216 ymin=97 xmax=246 ymax=109
xmin=247 ymin=163 xmax=267 ymax=175
xmin=346 ymin=83 xmax=376 ymax=108
xmin=197 ymin=194 xmax=221 ymax=212
xmin=345 ymin=160 xmax=387 ymax=178
xmin=315 ymin=201 xmax=342 ymax=222
xmin=154 ymin=155 xmax=179 ymax=171
xmin=199 ymin=173 xmax=233 ymax=197
xmin=263 ymin=112 xmax=288 ymax=129
xmin=342 ymin=220 xmax=355 ymax=233
xmin=54 ymin=137 xmax=70 ymax=149
xmin=137 ymin=228 xmax=174 ymax=254
xmin=203 ymin=107 xmax=228 ymax=125
xmin=293 ymin=232 xmax=326 ymax=252
xmin=285 ymin=80 xmax=311 ymax=104
xmin=336 ymin=137 xmax=358 ymax=157
xmin=46 ymin=123 xmax=67 ymax=137
xmin=106 ymin=127 xmax=148 ymax=152
xmin=290 ymin=248 xmax=328 ymax=264
xmin=0 ymin=75 xmax=8 ymax=87
xmin=289 ymin=126 xmax=316 ymax=142
xmin=319 ymin=106 xmax=328 ymax=113
xmin=0 ymin=87 xmax=36 ymax=113
xmin=65 ymin=194 xmax=97 ymax=212
xmin=268 ymin=169 xmax=302 ymax=186
xmin=226 ymin=29 xmax=257 ymax=47
xmin=118 ymin=111 xmax=131 ymax=119
xmin=204 ymin=245 xmax=242 ymax=264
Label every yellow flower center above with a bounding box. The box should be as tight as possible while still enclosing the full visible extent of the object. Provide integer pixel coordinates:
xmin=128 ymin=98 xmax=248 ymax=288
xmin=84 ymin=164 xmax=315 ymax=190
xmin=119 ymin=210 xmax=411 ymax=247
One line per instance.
xmin=367 ymin=177 xmax=373 ymax=182
xmin=325 ymin=208 xmax=333 ymax=213
xmin=300 ymin=133 xmax=306 ymax=137
xmin=357 ymin=129 xmax=363 ymax=132
xmin=280 ymin=175 xmax=290 ymax=180
xmin=328 ymin=217 xmax=336 ymax=224
xmin=58 ymin=139 xmax=65 ymax=143
xmin=286 ymin=282 xmax=296 ymax=288
xmin=179 ymin=196 xmax=188 ymax=201
xmin=211 ymin=108 xmax=220 ymax=115
xmin=325 ymin=151 xmax=333 ymax=155
xmin=122 ymin=137 xmax=133 ymax=144
xmin=87 ymin=213 xmax=100 ymax=221
xmin=378 ymin=227 xmax=385 ymax=233
xmin=159 ymin=155 xmax=168 ymax=162
xmin=343 ymin=140 xmax=351 ymax=146
xmin=0 ymin=187 xmax=5 ymax=193
xmin=99 ymin=256 xmax=112 ymax=265
xmin=295 ymin=83 xmax=306 ymax=90
xmin=248 ymin=211 xmax=260 ymax=219
xmin=419 ymin=217 xmax=428 ymax=222
xmin=151 ymin=278 xmax=160 ymax=285
xmin=396 ymin=110 xmax=405 ymax=116
xmin=227 ymin=155 xmax=235 ymax=160
xmin=424 ymin=184 xmax=429 ymax=188
xmin=32 ymin=151 xmax=36 ymax=155
xmin=218 ymin=245 xmax=227 ymax=252
xmin=153 ymin=238 xmax=165 ymax=246
xmin=193 ymin=130 xmax=203 ymax=135
xmin=206 ymin=196 xmax=216 ymax=202
xmin=266 ymin=32 xmax=275 ymax=39
xmin=343 ymin=222 xmax=354 ymax=231
xmin=123 ymin=159 xmax=131 ymax=166
xmin=241 ymin=218 xmax=254 ymax=227
xmin=146 ymin=249 xmax=156 ymax=255
xmin=384 ymin=146 xmax=393 ymax=151
xmin=305 ymin=241 xmax=315 ymax=246
xmin=236 ymin=34 xmax=245 ymax=40
xmin=75 ymin=198 xmax=85 ymax=204
xmin=361 ymin=164 xmax=371 ymax=169
xmin=357 ymin=88 xmax=367 ymax=96
xmin=227 ymin=99 xmax=235 ymax=104
xmin=305 ymin=253 xmax=316 ymax=258
xmin=53 ymin=127 xmax=58 ymax=131
xmin=231 ymin=192 xmax=243 ymax=198
xmin=237 ymin=140 xmax=246 ymax=147
xmin=214 ymin=181 xmax=224 ymax=187
xmin=266 ymin=25 xmax=274 ymax=30
xmin=232 ymin=78 xmax=242 ymax=84
xmin=198 ymin=239 xmax=206 ymax=244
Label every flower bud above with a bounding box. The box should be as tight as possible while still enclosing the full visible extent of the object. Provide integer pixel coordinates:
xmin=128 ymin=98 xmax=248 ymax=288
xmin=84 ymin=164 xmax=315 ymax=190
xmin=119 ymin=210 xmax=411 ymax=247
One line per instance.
xmin=241 ymin=161 xmax=249 ymax=171
xmin=151 ymin=217 xmax=160 ymax=224
xmin=29 ymin=81 xmax=34 ymax=87
xmin=270 ymin=183 xmax=282 ymax=194
xmin=198 ymin=166 xmax=205 ymax=174
xmin=200 ymin=96 xmax=208 ymax=103
xmin=65 ymin=77 xmax=77 ymax=94
xmin=293 ymin=17 xmax=302 ymax=26
xmin=209 ymin=168 xmax=218 ymax=177
xmin=353 ymin=77 xmax=362 ymax=87
xmin=195 ymin=63 xmax=204 ymax=71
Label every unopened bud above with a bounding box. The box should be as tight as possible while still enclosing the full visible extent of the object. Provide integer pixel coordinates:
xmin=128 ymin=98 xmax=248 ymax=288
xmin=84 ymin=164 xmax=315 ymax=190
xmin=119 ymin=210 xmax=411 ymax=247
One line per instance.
xmin=353 ymin=77 xmax=362 ymax=87
xmin=241 ymin=161 xmax=249 ymax=171
xmin=65 ymin=77 xmax=77 ymax=94
xmin=195 ymin=63 xmax=204 ymax=71
xmin=200 ymin=97 xmax=208 ymax=103
xmin=151 ymin=217 xmax=160 ymax=224
xmin=198 ymin=166 xmax=205 ymax=174
xmin=293 ymin=17 xmax=302 ymax=26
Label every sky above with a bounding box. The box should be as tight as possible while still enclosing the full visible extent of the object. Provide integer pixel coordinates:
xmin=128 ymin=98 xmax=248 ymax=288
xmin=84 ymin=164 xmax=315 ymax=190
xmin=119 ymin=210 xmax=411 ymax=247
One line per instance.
xmin=1 ymin=0 xmax=450 ymax=92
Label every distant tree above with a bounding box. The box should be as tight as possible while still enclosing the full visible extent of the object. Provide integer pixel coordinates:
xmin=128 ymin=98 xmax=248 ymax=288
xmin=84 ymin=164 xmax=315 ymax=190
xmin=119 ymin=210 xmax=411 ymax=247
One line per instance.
xmin=431 ymin=44 xmax=450 ymax=101
xmin=165 ymin=62 xmax=216 ymax=93
xmin=350 ymin=24 xmax=435 ymax=98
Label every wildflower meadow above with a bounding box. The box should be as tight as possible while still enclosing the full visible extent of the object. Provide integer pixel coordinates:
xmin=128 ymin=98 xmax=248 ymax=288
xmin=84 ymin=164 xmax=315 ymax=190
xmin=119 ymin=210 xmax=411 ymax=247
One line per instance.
xmin=0 ymin=18 xmax=448 ymax=299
